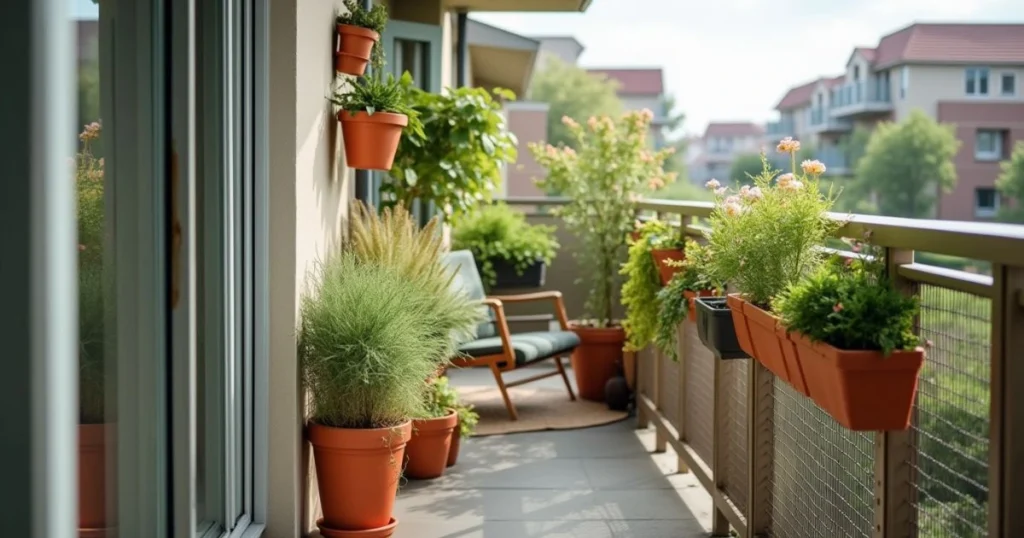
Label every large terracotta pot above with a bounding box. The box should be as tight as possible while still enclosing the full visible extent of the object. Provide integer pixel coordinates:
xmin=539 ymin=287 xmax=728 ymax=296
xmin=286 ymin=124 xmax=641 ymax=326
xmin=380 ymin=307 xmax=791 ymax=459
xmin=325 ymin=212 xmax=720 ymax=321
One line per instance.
xmin=683 ymin=289 xmax=718 ymax=323
xmin=790 ymin=333 xmax=924 ymax=431
xmin=309 ymin=421 xmax=412 ymax=533
xmin=317 ymin=518 xmax=398 ymax=538
xmin=405 ymin=410 xmax=458 ymax=479
xmin=335 ymin=24 xmax=380 ymax=76
xmin=80 ymin=423 xmax=113 ymax=538
xmin=650 ymin=248 xmax=685 ymax=286
xmin=570 ymin=324 xmax=625 ymax=402
xmin=338 ymin=111 xmax=408 ymax=171
xmin=446 ymin=427 xmax=461 ymax=468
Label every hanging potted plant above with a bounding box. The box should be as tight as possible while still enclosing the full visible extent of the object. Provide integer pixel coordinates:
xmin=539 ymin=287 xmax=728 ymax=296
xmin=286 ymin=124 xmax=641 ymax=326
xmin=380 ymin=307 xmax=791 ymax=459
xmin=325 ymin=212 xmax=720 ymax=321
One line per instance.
xmin=649 ymin=231 xmax=686 ymax=286
xmin=330 ymin=71 xmax=423 ymax=171
xmin=774 ymin=244 xmax=925 ymax=431
xmin=530 ymin=111 xmax=677 ymax=401
xmin=334 ymin=0 xmax=388 ymax=76
xmin=302 ymin=204 xmax=481 ymax=537
xmin=451 ymin=202 xmax=559 ymax=290
xmin=655 ymin=240 xmax=723 ymax=361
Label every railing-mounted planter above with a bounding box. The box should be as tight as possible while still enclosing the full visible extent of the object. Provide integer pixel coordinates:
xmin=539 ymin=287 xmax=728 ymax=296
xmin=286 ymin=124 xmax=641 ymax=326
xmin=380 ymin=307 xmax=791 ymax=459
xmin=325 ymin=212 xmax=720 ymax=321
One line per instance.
xmin=335 ymin=24 xmax=379 ymax=76
xmin=650 ymin=248 xmax=684 ymax=286
xmin=486 ymin=258 xmax=547 ymax=289
xmin=727 ymin=294 xmax=810 ymax=395
xmin=338 ymin=111 xmax=408 ymax=171
xmin=683 ymin=289 xmax=717 ymax=323
xmin=695 ymin=297 xmax=746 ymax=360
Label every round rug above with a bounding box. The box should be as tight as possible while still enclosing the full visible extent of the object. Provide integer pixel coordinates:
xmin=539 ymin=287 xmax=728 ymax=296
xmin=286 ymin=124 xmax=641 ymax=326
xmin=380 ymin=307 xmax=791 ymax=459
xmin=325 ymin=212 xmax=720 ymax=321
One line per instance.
xmin=457 ymin=385 xmax=628 ymax=436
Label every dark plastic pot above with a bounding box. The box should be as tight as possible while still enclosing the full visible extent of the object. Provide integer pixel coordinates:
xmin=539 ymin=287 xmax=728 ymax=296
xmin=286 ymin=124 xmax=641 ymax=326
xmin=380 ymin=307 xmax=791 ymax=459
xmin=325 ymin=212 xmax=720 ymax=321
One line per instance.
xmin=485 ymin=258 xmax=547 ymax=289
xmin=695 ymin=297 xmax=747 ymax=360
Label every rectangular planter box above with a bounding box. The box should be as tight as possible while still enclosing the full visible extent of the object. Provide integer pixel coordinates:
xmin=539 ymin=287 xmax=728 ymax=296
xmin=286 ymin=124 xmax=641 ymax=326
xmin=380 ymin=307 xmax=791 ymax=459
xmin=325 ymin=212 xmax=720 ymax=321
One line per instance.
xmin=695 ymin=297 xmax=747 ymax=360
xmin=727 ymin=294 xmax=811 ymax=396
xmin=683 ymin=289 xmax=717 ymax=323
xmin=486 ymin=258 xmax=547 ymax=290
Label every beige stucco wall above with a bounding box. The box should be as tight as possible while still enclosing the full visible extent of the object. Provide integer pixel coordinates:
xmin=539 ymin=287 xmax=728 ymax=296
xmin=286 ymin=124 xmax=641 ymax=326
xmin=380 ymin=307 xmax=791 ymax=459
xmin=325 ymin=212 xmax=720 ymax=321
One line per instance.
xmin=893 ymin=64 xmax=1024 ymax=121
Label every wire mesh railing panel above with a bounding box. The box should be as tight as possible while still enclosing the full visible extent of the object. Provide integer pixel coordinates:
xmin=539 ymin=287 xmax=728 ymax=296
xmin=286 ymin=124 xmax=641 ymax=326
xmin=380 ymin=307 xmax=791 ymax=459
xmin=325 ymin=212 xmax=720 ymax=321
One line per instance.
xmin=911 ymin=285 xmax=990 ymax=538
xmin=684 ymin=321 xmax=715 ymax=466
xmin=658 ymin=346 xmax=681 ymax=429
xmin=719 ymin=358 xmax=749 ymax=517
xmin=769 ymin=378 xmax=875 ymax=538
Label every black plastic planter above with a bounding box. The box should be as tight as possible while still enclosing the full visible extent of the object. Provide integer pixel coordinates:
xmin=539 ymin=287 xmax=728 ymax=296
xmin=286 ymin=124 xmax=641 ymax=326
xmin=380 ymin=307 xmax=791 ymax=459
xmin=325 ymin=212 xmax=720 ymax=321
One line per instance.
xmin=695 ymin=297 xmax=747 ymax=360
xmin=486 ymin=258 xmax=547 ymax=290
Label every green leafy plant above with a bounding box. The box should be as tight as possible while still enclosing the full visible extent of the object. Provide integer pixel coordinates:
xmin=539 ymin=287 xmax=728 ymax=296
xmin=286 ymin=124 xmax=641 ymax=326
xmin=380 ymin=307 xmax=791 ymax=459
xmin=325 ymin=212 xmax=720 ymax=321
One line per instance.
xmin=451 ymin=203 xmax=558 ymax=289
xmin=77 ymin=121 xmax=107 ymax=424
xmin=621 ymin=219 xmax=673 ymax=350
xmin=705 ymin=140 xmax=839 ymax=308
xmin=654 ymin=240 xmax=720 ymax=360
xmin=530 ymin=111 xmax=676 ymax=327
xmin=336 ymin=0 xmax=388 ymax=34
xmin=773 ymin=242 xmax=920 ymax=354
xmin=996 ymin=141 xmax=1024 ymax=223
xmin=422 ymin=376 xmax=479 ymax=438
xmin=387 ymin=86 xmax=518 ymax=218
xmin=329 ymin=71 xmax=425 ymax=138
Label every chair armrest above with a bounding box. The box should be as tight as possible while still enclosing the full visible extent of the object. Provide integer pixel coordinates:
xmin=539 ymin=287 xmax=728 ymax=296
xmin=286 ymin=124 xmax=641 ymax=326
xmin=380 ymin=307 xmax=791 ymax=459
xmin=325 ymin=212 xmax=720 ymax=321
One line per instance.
xmin=479 ymin=298 xmax=516 ymax=367
xmin=487 ymin=291 xmax=570 ymax=331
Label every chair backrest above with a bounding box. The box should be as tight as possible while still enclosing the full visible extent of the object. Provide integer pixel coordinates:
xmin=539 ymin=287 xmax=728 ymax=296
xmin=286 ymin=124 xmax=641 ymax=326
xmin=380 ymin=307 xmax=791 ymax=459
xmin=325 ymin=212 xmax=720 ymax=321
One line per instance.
xmin=443 ymin=249 xmax=496 ymax=339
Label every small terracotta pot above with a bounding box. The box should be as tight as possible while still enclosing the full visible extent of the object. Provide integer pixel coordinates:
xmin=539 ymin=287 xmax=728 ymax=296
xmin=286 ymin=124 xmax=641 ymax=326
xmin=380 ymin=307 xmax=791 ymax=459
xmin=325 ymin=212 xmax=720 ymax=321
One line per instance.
xmin=335 ymin=52 xmax=369 ymax=77
xmin=318 ymin=517 xmax=398 ymax=538
xmin=405 ymin=410 xmax=458 ymax=479
xmin=446 ymin=428 xmax=461 ymax=468
xmin=570 ymin=324 xmax=626 ymax=402
xmin=790 ymin=333 xmax=924 ymax=431
xmin=335 ymin=24 xmax=380 ymax=76
xmin=80 ymin=423 xmax=114 ymax=536
xmin=726 ymin=294 xmax=756 ymax=358
xmin=338 ymin=111 xmax=408 ymax=171
xmin=683 ymin=289 xmax=717 ymax=323
xmin=309 ymin=421 xmax=412 ymax=531
xmin=650 ymin=248 xmax=685 ymax=286
xmin=776 ymin=325 xmax=810 ymax=396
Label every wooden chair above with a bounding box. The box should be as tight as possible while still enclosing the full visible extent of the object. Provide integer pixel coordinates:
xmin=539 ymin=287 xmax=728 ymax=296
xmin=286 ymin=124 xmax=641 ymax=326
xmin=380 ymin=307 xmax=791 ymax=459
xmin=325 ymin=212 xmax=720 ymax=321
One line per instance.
xmin=444 ymin=250 xmax=578 ymax=420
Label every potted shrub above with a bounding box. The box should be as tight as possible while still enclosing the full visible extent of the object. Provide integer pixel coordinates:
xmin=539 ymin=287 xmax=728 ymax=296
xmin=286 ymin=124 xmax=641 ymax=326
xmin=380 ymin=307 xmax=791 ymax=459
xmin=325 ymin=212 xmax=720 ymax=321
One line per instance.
xmin=330 ymin=71 xmax=423 ymax=171
xmin=334 ymin=0 xmax=388 ymax=76
xmin=774 ymin=245 xmax=924 ymax=431
xmin=405 ymin=377 xmax=459 ymax=480
xmin=302 ymin=204 xmax=480 ymax=536
xmin=530 ymin=111 xmax=676 ymax=401
xmin=621 ymin=219 xmax=672 ymax=352
xmin=386 ymin=86 xmax=518 ymax=221
xmin=451 ymin=203 xmax=559 ymax=290
xmin=704 ymin=141 xmax=839 ymax=393
xmin=655 ymin=240 xmax=722 ymax=361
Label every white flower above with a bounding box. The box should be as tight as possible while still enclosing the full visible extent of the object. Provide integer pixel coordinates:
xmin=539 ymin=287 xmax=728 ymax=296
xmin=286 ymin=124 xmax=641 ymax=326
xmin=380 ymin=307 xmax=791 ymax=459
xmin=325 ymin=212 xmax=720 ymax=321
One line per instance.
xmin=714 ymin=187 xmax=727 ymax=195
xmin=705 ymin=178 xmax=721 ymax=190
xmin=744 ymin=186 xmax=763 ymax=201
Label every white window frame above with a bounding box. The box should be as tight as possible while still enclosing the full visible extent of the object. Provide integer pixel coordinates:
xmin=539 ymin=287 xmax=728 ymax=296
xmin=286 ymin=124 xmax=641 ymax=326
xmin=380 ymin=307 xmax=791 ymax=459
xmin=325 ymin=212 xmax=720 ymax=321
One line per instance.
xmin=966 ymin=67 xmax=990 ymax=96
xmin=1001 ymin=73 xmax=1017 ymax=96
xmin=975 ymin=187 xmax=999 ymax=218
xmin=900 ymin=66 xmax=909 ymax=99
xmin=976 ymin=130 xmax=1004 ymax=161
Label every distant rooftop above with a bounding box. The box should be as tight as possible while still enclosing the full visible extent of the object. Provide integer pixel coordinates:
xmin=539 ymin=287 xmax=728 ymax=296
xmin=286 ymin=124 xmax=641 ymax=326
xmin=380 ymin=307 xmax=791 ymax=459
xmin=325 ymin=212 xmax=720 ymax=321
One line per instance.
xmin=587 ymin=68 xmax=664 ymax=95
xmin=703 ymin=122 xmax=764 ymax=138
xmin=870 ymin=23 xmax=1024 ymax=68
xmin=774 ymin=75 xmax=844 ymax=111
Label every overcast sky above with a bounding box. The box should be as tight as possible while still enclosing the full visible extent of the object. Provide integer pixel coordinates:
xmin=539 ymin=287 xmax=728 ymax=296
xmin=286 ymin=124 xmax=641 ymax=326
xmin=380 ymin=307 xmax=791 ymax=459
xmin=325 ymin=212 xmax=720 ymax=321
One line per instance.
xmin=475 ymin=0 xmax=1021 ymax=135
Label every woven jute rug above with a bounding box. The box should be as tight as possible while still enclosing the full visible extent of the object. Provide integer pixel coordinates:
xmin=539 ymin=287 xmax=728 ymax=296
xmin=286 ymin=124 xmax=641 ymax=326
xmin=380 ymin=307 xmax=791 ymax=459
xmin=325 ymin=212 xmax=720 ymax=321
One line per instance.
xmin=457 ymin=384 xmax=628 ymax=436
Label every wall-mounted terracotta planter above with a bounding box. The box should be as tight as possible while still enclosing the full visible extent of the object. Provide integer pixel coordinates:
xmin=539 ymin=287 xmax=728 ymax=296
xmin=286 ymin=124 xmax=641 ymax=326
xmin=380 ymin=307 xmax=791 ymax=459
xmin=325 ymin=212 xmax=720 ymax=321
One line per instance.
xmin=650 ymin=248 xmax=685 ymax=285
xmin=789 ymin=332 xmax=924 ymax=431
xmin=80 ymin=423 xmax=114 ymax=537
xmin=335 ymin=24 xmax=380 ymax=76
xmin=696 ymin=296 xmax=747 ymax=360
xmin=570 ymin=324 xmax=625 ymax=401
xmin=309 ymin=421 xmax=412 ymax=534
xmin=683 ymin=289 xmax=717 ymax=323
xmin=405 ymin=409 xmax=458 ymax=479
xmin=338 ymin=110 xmax=408 ymax=171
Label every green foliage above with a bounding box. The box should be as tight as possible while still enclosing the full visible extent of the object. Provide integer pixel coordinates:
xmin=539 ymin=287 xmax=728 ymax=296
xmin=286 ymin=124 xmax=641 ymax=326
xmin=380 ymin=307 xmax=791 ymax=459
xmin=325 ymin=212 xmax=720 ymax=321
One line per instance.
xmin=620 ymin=220 xmax=672 ymax=351
xmin=387 ymin=86 xmax=517 ymax=218
xmin=450 ymin=203 xmax=559 ymax=289
xmin=336 ymin=0 xmax=388 ymax=34
xmin=655 ymin=240 xmax=720 ymax=360
xmin=840 ymin=126 xmax=872 ymax=174
xmin=774 ymin=247 xmax=920 ymax=354
xmin=706 ymin=149 xmax=839 ymax=307
xmin=855 ymin=110 xmax=960 ymax=218
xmin=78 ymin=121 xmax=107 ymax=424
xmin=729 ymin=153 xmax=765 ymax=184
xmin=996 ymin=141 xmax=1024 ymax=223
xmin=423 ymin=376 xmax=479 ymax=437
xmin=527 ymin=56 xmax=623 ymax=149
xmin=330 ymin=71 xmax=424 ymax=138
xmin=531 ymin=111 xmax=676 ymax=327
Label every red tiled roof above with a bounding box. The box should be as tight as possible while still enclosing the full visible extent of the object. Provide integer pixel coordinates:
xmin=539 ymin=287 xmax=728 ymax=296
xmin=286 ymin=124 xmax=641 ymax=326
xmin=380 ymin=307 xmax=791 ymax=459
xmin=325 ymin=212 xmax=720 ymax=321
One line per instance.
xmin=586 ymin=68 xmax=664 ymax=95
xmin=873 ymin=23 xmax=1024 ymax=68
xmin=774 ymin=75 xmax=844 ymax=110
xmin=853 ymin=46 xmax=877 ymax=64
xmin=703 ymin=122 xmax=764 ymax=138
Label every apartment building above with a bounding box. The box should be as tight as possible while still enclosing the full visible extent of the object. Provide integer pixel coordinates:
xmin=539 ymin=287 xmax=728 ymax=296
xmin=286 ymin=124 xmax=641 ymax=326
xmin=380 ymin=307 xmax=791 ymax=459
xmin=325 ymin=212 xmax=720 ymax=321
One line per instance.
xmin=769 ymin=23 xmax=1024 ymax=220
xmin=688 ymin=122 xmax=765 ymax=185
xmin=587 ymin=67 xmax=669 ymax=148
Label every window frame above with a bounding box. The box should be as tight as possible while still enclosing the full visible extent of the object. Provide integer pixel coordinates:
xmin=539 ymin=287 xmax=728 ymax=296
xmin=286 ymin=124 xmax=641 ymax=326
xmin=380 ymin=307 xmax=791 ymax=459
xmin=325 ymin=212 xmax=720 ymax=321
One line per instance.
xmin=900 ymin=66 xmax=909 ymax=99
xmin=975 ymin=187 xmax=999 ymax=218
xmin=966 ymin=67 xmax=990 ymax=96
xmin=976 ymin=129 xmax=1005 ymax=162
xmin=1001 ymin=73 xmax=1017 ymax=96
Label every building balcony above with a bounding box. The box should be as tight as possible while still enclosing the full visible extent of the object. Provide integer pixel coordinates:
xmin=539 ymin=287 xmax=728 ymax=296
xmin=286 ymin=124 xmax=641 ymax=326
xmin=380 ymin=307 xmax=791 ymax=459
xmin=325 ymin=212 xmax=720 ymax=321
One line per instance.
xmin=830 ymin=78 xmax=892 ymax=117
xmin=766 ymin=119 xmax=795 ymax=137
xmin=816 ymin=146 xmax=851 ymax=176
xmin=808 ymin=107 xmax=852 ymax=134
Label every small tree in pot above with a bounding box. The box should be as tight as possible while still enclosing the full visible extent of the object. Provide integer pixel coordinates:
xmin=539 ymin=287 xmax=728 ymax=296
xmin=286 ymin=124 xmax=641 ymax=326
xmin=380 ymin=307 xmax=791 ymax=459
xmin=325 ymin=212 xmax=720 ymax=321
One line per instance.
xmin=530 ymin=111 xmax=676 ymax=401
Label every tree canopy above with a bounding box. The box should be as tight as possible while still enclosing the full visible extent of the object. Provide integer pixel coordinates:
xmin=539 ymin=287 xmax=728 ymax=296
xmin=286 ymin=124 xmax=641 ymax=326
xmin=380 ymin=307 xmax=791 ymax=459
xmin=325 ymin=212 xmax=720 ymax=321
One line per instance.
xmin=854 ymin=110 xmax=960 ymax=218
xmin=996 ymin=142 xmax=1024 ymax=223
xmin=527 ymin=56 xmax=623 ymax=149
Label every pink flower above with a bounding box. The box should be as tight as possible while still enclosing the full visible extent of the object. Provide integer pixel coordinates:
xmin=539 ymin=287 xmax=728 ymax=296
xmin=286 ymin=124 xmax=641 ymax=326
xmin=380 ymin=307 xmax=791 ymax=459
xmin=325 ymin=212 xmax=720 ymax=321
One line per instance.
xmin=776 ymin=137 xmax=801 ymax=154
xmin=705 ymin=178 xmax=721 ymax=190
xmin=833 ymin=303 xmax=844 ymax=313
xmin=561 ymin=116 xmax=579 ymax=129
xmin=925 ymin=339 xmax=934 ymax=348
xmin=801 ymin=159 xmax=826 ymax=175
xmin=715 ymin=187 xmax=727 ymax=195
xmin=747 ymin=186 xmax=763 ymax=200
xmin=724 ymin=195 xmax=740 ymax=206
xmin=587 ymin=116 xmax=599 ymax=130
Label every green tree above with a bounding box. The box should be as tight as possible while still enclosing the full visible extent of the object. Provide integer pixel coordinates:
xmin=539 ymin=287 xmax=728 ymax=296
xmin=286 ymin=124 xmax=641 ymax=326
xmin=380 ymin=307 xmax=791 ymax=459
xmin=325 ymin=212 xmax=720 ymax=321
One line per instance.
xmin=527 ymin=56 xmax=622 ymax=149
xmin=730 ymin=153 xmax=764 ymax=184
xmin=996 ymin=142 xmax=1024 ymax=223
xmin=855 ymin=110 xmax=960 ymax=218
xmin=840 ymin=126 xmax=872 ymax=174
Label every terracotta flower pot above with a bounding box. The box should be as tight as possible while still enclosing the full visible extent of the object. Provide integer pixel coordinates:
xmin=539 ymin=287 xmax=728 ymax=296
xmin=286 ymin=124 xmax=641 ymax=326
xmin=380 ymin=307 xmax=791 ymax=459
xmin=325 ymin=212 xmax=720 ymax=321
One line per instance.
xmin=650 ymin=248 xmax=685 ymax=286
xmin=725 ymin=294 xmax=756 ymax=358
xmin=732 ymin=295 xmax=791 ymax=383
xmin=683 ymin=289 xmax=717 ymax=323
xmin=80 ymin=423 xmax=114 ymax=537
xmin=789 ymin=333 xmax=925 ymax=431
xmin=405 ymin=409 xmax=458 ymax=479
xmin=335 ymin=24 xmax=380 ymax=76
xmin=317 ymin=517 xmax=398 ymax=538
xmin=776 ymin=325 xmax=810 ymax=396
xmin=447 ymin=428 xmax=461 ymax=468
xmin=335 ymin=52 xmax=370 ymax=77
xmin=338 ymin=111 xmax=408 ymax=171
xmin=309 ymin=421 xmax=412 ymax=532
xmin=570 ymin=324 xmax=625 ymax=402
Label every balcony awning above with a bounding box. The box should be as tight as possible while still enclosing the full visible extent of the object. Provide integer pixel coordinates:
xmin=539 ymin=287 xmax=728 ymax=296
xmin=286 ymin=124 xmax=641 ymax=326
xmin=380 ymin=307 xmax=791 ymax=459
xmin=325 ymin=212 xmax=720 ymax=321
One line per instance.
xmin=444 ymin=0 xmax=591 ymax=11
xmin=466 ymin=18 xmax=540 ymax=97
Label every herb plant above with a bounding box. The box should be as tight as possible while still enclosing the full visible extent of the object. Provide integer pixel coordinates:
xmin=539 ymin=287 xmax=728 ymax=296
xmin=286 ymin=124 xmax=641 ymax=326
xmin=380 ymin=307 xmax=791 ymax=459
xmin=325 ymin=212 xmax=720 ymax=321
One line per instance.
xmin=654 ymin=240 xmax=721 ymax=360
xmin=422 ymin=376 xmax=479 ymax=438
xmin=336 ymin=0 xmax=388 ymax=34
xmin=330 ymin=71 xmax=425 ymax=138
xmin=530 ymin=111 xmax=676 ymax=327
xmin=705 ymin=140 xmax=839 ymax=308
xmin=451 ymin=203 xmax=558 ymax=289
xmin=621 ymin=219 xmax=672 ymax=350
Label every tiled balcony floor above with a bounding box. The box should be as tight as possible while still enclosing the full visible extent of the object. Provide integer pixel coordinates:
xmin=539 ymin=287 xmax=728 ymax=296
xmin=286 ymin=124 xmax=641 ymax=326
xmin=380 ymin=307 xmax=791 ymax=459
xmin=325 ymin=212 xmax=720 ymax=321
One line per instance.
xmin=392 ymin=365 xmax=714 ymax=538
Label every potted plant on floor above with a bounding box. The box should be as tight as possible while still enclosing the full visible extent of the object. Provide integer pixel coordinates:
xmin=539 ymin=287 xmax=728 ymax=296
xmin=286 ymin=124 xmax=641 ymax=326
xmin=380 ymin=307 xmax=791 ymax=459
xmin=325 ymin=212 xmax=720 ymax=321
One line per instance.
xmin=703 ymin=140 xmax=839 ymax=394
xmin=452 ymin=203 xmax=559 ymax=290
xmin=405 ymin=377 xmax=459 ymax=480
xmin=331 ymin=71 xmax=423 ymax=171
xmin=302 ymin=204 xmax=481 ymax=537
xmin=774 ymin=244 xmax=925 ymax=431
xmin=334 ymin=0 xmax=388 ymax=76
xmin=655 ymin=239 xmax=722 ymax=361
xmin=621 ymin=219 xmax=672 ymax=353
xmin=530 ymin=111 xmax=677 ymax=401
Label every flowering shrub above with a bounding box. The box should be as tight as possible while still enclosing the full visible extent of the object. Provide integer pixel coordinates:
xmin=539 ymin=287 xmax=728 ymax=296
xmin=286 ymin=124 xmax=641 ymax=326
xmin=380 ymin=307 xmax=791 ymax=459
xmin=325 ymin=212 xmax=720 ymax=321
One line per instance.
xmin=655 ymin=240 xmax=721 ymax=360
xmin=705 ymin=138 xmax=839 ymax=307
xmin=77 ymin=121 xmax=107 ymax=424
xmin=530 ymin=111 xmax=676 ymax=327
xmin=621 ymin=219 xmax=674 ymax=350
